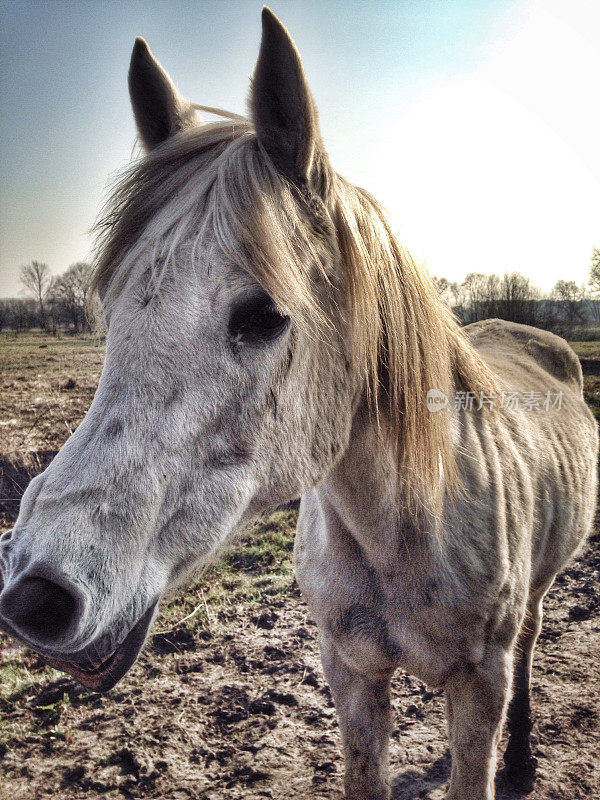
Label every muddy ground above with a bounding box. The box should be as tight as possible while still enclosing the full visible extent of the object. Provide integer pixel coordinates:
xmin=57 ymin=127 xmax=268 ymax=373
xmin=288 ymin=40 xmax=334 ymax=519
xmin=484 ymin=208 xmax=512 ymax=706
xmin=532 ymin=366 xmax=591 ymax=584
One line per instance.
xmin=0 ymin=333 xmax=599 ymax=800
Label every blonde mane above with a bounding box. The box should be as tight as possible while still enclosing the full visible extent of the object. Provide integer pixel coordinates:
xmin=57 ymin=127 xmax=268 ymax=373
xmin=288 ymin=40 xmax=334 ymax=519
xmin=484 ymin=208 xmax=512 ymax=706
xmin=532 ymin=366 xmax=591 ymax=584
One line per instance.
xmin=92 ymin=115 xmax=496 ymax=507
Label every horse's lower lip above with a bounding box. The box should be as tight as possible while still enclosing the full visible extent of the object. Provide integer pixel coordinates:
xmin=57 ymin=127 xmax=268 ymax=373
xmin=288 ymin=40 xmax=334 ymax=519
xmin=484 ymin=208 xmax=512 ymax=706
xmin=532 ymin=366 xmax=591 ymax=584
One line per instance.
xmin=40 ymin=602 xmax=158 ymax=693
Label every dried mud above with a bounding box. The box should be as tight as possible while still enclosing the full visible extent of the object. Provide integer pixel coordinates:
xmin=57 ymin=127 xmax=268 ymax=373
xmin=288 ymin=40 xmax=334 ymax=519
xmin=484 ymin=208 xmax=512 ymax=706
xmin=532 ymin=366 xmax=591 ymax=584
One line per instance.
xmin=0 ymin=530 xmax=598 ymax=800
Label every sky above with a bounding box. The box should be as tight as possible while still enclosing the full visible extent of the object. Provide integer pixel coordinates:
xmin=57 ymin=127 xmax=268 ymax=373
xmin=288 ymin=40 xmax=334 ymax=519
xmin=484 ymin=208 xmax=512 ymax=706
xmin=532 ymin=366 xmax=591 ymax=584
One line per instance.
xmin=0 ymin=0 xmax=598 ymax=297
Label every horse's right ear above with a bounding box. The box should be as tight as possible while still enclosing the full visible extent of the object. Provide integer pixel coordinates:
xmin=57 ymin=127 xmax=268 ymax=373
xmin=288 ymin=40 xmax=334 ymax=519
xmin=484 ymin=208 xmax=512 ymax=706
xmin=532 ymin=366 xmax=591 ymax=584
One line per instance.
xmin=128 ymin=38 xmax=200 ymax=151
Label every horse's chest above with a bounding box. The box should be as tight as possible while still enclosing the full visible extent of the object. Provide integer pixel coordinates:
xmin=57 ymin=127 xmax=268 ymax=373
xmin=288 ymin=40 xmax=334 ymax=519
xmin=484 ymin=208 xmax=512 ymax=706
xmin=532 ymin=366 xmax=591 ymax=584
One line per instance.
xmin=329 ymin=595 xmax=459 ymax=686
xmin=294 ymin=524 xmax=469 ymax=687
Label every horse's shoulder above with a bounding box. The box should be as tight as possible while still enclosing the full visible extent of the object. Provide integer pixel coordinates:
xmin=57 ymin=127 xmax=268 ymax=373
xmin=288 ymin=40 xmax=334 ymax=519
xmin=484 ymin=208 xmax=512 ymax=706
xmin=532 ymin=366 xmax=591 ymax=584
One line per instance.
xmin=464 ymin=318 xmax=583 ymax=391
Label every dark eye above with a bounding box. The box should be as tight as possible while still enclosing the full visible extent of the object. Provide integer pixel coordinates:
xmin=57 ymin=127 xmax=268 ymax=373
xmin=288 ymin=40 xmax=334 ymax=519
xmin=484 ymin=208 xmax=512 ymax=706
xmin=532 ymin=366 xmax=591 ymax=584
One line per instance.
xmin=228 ymin=291 xmax=289 ymax=344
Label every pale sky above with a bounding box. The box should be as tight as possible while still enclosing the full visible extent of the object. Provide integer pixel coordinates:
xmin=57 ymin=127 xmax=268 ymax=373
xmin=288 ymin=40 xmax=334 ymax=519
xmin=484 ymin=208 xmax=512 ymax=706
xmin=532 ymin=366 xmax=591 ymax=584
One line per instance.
xmin=1 ymin=0 xmax=598 ymax=297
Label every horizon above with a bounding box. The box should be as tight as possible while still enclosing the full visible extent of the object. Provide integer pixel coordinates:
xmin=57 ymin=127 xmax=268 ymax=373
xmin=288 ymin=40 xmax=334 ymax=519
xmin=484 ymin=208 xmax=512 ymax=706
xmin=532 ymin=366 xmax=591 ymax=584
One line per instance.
xmin=1 ymin=0 xmax=599 ymax=297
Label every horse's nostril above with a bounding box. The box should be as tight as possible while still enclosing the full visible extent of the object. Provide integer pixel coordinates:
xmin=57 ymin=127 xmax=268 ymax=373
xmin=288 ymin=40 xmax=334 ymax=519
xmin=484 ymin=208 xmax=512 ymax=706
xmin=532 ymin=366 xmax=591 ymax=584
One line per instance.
xmin=0 ymin=575 xmax=80 ymax=644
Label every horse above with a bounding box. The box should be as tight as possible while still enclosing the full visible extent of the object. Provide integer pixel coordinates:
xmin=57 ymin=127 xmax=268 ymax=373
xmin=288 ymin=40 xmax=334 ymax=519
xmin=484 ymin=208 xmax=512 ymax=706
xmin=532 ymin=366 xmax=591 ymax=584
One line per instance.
xmin=0 ymin=9 xmax=597 ymax=800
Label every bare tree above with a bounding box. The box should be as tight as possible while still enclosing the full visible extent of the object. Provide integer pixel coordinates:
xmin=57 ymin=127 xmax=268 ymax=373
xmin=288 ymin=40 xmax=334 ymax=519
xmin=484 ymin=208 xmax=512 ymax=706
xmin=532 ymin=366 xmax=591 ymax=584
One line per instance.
xmin=48 ymin=261 xmax=93 ymax=332
xmin=0 ymin=298 xmax=37 ymax=333
xmin=458 ymin=271 xmax=541 ymax=326
xmin=20 ymin=260 xmax=51 ymax=328
xmin=589 ymin=247 xmax=600 ymax=294
xmin=587 ymin=248 xmax=600 ymax=323
xmin=460 ymin=273 xmax=490 ymax=323
xmin=496 ymin=272 xmax=540 ymax=326
xmin=433 ymin=276 xmax=462 ymax=310
xmin=551 ymin=279 xmax=586 ymax=333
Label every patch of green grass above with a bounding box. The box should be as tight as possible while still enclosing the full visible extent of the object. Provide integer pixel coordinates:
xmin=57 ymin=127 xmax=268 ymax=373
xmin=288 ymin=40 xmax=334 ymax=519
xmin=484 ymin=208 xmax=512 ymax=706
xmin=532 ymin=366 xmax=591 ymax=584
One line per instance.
xmin=583 ymin=375 xmax=600 ymax=423
xmin=157 ymin=508 xmax=298 ymax=631
xmin=0 ymin=657 xmax=63 ymax=704
xmin=0 ymin=654 xmax=71 ymax=747
xmin=0 ymin=659 xmax=36 ymax=702
xmin=567 ymin=326 xmax=600 ymax=343
xmin=569 ymin=339 xmax=600 ymax=358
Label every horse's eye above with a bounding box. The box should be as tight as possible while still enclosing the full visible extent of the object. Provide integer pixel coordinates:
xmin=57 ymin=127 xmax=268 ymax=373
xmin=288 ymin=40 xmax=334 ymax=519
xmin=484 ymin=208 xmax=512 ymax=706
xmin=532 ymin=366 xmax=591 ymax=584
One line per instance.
xmin=228 ymin=292 xmax=289 ymax=344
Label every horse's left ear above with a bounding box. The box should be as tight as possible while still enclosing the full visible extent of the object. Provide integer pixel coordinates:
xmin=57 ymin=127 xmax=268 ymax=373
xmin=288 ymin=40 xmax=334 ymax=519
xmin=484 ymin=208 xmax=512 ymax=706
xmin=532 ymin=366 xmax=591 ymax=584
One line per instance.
xmin=250 ymin=7 xmax=325 ymax=191
xmin=128 ymin=37 xmax=200 ymax=151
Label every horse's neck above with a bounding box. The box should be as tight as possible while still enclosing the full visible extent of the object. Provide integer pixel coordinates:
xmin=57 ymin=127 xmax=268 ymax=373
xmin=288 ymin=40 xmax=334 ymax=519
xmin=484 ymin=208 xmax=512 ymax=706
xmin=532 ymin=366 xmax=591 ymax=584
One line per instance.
xmin=318 ymin=396 xmax=443 ymax=571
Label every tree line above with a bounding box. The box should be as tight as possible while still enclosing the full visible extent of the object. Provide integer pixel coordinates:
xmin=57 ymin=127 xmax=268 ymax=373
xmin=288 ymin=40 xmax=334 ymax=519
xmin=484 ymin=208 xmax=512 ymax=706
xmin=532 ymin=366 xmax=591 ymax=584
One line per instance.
xmin=1 ymin=249 xmax=599 ymax=337
xmin=435 ymin=247 xmax=600 ymax=338
xmin=0 ymin=261 xmax=94 ymax=334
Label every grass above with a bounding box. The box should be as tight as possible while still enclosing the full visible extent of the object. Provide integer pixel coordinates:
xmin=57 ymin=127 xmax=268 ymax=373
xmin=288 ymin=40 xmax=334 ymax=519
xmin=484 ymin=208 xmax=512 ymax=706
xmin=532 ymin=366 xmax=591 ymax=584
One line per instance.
xmin=568 ymin=325 xmax=600 ymax=342
xmin=569 ymin=340 xmax=600 ymax=359
xmin=583 ymin=376 xmax=600 ymax=423
xmin=0 ymin=331 xmax=106 ymax=527
xmin=0 ymin=659 xmax=63 ymax=704
xmin=0 ymin=331 xmax=104 ymax=466
xmin=156 ymin=507 xmax=298 ymax=633
xmin=568 ymin=341 xmax=600 ymax=423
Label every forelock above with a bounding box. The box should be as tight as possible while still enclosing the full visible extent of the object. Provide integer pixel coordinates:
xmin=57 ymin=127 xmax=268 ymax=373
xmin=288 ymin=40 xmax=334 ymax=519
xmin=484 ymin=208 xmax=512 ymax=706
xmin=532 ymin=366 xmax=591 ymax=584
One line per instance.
xmin=91 ymin=118 xmax=336 ymax=332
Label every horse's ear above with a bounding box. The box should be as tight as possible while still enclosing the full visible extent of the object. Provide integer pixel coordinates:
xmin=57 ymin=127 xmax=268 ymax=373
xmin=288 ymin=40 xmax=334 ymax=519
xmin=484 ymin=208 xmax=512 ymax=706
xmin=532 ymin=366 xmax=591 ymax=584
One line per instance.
xmin=250 ymin=8 xmax=323 ymax=190
xmin=128 ymin=37 xmax=200 ymax=151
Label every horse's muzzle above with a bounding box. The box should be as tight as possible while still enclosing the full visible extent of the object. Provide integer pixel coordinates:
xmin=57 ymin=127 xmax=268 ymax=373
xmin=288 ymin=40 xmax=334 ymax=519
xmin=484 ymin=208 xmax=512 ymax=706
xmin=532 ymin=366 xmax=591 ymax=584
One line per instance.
xmin=0 ymin=561 xmax=159 ymax=693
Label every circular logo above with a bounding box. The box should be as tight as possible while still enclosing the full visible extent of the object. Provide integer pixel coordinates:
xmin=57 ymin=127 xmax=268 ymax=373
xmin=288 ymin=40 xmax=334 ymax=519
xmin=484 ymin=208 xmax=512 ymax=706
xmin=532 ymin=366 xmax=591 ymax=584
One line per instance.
xmin=426 ymin=388 xmax=449 ymax=412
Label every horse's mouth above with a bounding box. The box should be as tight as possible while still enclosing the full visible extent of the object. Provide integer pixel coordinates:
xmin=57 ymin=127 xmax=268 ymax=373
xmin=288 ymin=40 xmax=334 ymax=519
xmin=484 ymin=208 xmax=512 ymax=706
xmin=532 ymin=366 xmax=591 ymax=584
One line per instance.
xmin=38 ymin=602 xmax=158 ymax=693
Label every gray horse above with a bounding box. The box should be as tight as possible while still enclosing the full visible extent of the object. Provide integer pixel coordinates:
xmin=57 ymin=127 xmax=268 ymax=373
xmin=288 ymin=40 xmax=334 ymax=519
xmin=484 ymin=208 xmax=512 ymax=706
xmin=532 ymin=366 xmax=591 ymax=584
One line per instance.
xmin=0 ymin=9 xmax=596 ymax=800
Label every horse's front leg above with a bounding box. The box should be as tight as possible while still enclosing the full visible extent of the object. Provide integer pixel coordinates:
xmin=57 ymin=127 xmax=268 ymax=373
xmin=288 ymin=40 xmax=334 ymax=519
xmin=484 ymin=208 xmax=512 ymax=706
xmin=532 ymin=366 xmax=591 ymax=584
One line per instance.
xmin=319 ymin=633 xmax=394 ymax=800
xmin=444 ymin=648 xmax=513 ymax=800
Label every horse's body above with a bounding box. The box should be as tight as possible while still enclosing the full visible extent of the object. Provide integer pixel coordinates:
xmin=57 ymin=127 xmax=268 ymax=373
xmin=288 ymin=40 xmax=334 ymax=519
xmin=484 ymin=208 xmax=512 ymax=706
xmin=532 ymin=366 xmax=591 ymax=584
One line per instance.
xmin=296 ymin=318 xmax=597 ymax=798
xmin=0 ymin=10 xmax=596 ymax=800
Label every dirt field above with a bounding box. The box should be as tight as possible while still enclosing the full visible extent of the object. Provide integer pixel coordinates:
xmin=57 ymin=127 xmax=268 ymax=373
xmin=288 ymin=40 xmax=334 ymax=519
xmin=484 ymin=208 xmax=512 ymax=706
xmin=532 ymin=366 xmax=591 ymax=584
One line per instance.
xmin=0 ymin=332 xmax=599 ymax=800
